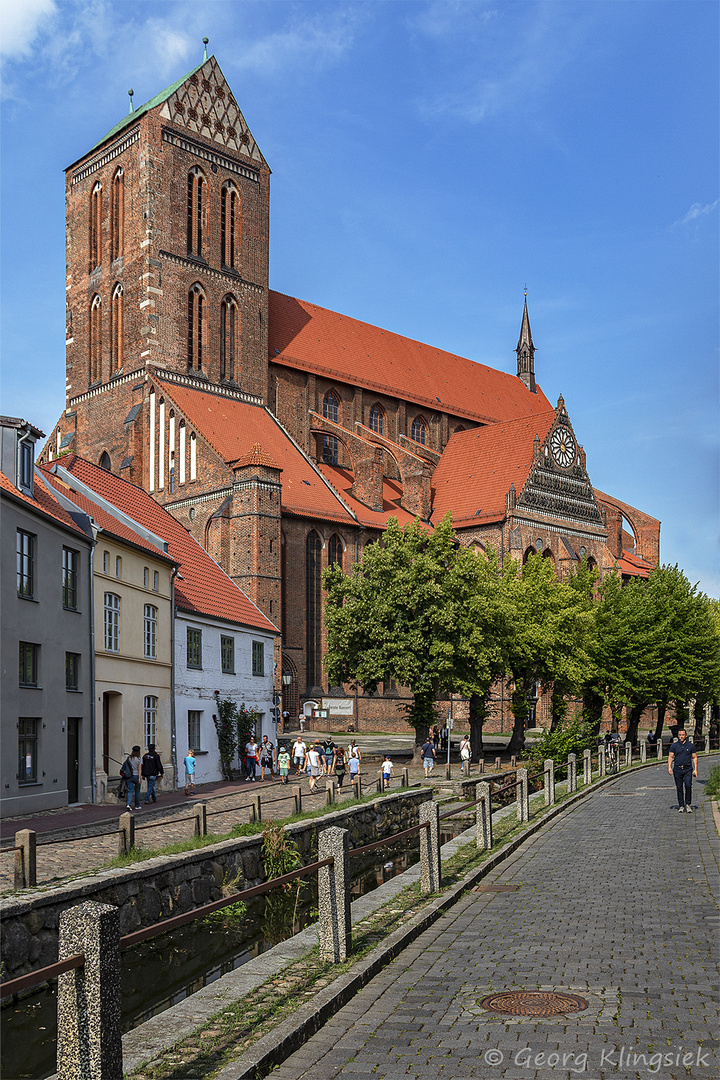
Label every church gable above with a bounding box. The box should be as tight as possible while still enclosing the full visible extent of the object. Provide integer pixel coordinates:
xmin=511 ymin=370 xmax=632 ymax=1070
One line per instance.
xmin=516 ymin=397 xmax=604 ymax=526
xmin=158 ymin=56 xmax=266 ymax=165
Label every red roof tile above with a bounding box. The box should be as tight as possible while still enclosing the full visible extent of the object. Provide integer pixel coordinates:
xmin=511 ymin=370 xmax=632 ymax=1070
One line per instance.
xmin=44 ymin=457 xmax=278 ymax=634
xmin=431 ymin=411 xmax=556 ymax=526
xmin=157 ymin=381 xmax=356 ymax=524
xmin=231 ymin=443 xmax=281 ymax=470
xmin=316 ymin=465 xmax=420 ymax=529
xmin=268 ymin=291 xmax=552 ymax=424
xmin=1 ymin=469 xmax=90 ymax=539
xmin=616 ymin=550 xmax=654 ymax=579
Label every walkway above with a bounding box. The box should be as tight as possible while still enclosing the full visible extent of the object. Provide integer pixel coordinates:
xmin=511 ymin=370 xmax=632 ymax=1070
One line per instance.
xmin=269 ymin=761 xmax=719 ymax=1080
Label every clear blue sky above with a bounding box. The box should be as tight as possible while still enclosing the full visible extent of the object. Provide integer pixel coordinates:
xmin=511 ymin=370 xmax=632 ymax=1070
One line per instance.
xmin=2 ymin=1 xmax=717 ymax=594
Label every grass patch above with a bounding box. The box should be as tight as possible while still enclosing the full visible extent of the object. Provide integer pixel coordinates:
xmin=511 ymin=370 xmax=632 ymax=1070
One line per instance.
xmin=704 ymin=764 xmax=720 ymax=799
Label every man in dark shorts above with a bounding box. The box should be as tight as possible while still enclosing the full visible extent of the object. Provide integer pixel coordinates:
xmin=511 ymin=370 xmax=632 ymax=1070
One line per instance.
xmin=667 ymin=729 xmax=698 ymax=813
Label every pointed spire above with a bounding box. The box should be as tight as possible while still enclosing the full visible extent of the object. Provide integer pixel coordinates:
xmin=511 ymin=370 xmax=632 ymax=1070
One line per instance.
xmin=515 ymin=290 xmax=536 ymax=394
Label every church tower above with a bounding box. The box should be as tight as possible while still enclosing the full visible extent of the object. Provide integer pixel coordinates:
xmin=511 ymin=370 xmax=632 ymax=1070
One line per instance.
xmin=515 ymin=292 xmax=536 ymax=394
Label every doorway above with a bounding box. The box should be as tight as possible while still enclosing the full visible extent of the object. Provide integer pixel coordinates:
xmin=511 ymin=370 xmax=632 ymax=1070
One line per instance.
xmin=67 ymin=718 xmax=80 ymax=803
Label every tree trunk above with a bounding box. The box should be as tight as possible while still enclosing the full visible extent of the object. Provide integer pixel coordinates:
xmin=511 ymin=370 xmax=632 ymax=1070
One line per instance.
xmin=507 ymin=681 xmax=529 ymax=755
xmin=693 ymin=698 xmax=705 ymax=742
xmin=582 ymin=689 xmax=604 ymax=736
xmin=468 ymin=692 xmax=488 ymax=759
xmin=625 ymin=702 xmax=647 ymax=746
xmin=654 ymin=701 xmax=667 ymax=740
xmin=608 ymin=698 xmax=623 ymax=734
xmin=550 ymin=686 xmax=567 ymax=733
xmin=675 ymin=700 xmax=689 ymax=728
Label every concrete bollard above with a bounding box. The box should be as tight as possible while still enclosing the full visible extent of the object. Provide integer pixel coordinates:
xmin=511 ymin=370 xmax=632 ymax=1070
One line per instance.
xmin=516 ymin=768 xmax=529 ymax=822
xmin=118 ymin=811 xmax=135 ymax=855
xmin=625 ymin=744 xmax=632 ymax=768
xmin=543 ymin=760 xmax=555 ymax=806
xmin=325 ymin=778 xmax=337 ymax=805
xmin=598 ymin=746 xmax=606 ymax=777
xmin=292 ymin=785 xmax=302 ymax=815
xmin=567 ymin=753 xmax=577 ymax=793
xmin=583 ymin=749 xmax=591 ymax=786
xmin=640 ymin=740 xmax=647 ymax=763
xmin=510 ymin=755 xmax=517 ymax=768
xmin=705 ymin=735 xmax=711 ymax=753
xmin=445 ymin=764 xmax=452 ymax=780
xmin=476 ymin=782 xmax=492 ymax=850
xmin=495 ymin=757 xmax=502 ymax=772
xmin=318 ymin=826 xmax=351 ymax=962
xmin=657 ymin=739 xmax=663 ymax=760
xmin=193 ymin=802 xmax=207 ymax=837
xmin=57 ymin=901 xmax=122 ymax=1080
xmin=419 ymin=800 xmax=441 ymax=894
xmin=352 ymin=777 xmax=361 ymax=800
xmin=401 ymin=766 xmax=409 ymax=787
xmin=478 ymin=757 xmax=485 ymax=774
xmin=249 ymin=794 xmax=262 ymax=823
xmin=14 ymin=829 xmax=37 ymax=890
xmin=376 ymin=769 xmax=384 ymax=794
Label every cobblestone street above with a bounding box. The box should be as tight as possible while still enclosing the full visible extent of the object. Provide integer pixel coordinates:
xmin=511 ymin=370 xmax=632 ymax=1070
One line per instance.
xmin=268 ymin=761 xmax=719 ymax=1080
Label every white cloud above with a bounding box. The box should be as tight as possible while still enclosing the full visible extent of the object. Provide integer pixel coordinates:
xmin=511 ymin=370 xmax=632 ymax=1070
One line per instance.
xmin=673 ymin=200 xmax=719 ymax=227
xmin=237 ymin=8 xmax=359 ymax=77
xmin=0 ymin=0 xmax=57 ymax=59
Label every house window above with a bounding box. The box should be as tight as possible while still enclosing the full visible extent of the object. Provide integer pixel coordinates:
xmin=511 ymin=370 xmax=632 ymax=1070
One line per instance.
xmin=144 ymin=695 xmax=158 ymax=745
xmin=144 ymin=567 xmax=149 ymax=588
xmin=17 ymin=530 xmax=35 ymax=598
xmin=221 ymin=635 xmax=235 ymax=674
xmin=19 ymin=642 xmax=39 ymax=686
xmin=221 ymin=184 xmax=238 ymax=267
xmin=220 ymin=295 xmax=237 ymax=381
xmin=153 ymin=571 xmax=159 ymax=592
xmin=110 ymin=283 xmax=124 ymax=372
xmin=322 ymin=390 xmax=339 ymax=423
xmin=19 ymin=439 xmax=33 ymax=493
xmin=328 ymin=533 xmax=343 ymax=570
xmin=369 ymin=404 xmax=384 ymax=434
xmin=115 ymin=556 xmax=122 ymax=579
xmin=144 ymin=604 xmax=157 ymax=659
xmin=252 ymin=640 xmax=264 ymax=677
xmin=62 ymin=548 xmax=78 ymax=609
xmin=188 ymin=710 xmax=202 ymax=751
xmin=89 ymin=181 xmax=102 ymax=270
xmin=322 ymin=435 xmax=338 ymax=464
xmin=187 ymin=627 xmax=202 ymax=669
xmin=104 ymin=592 xmax=120 ymax=652
xmin=18 ymin=719 xmax=39 ymax=784
xmin=111 ymin=167 xmax=124 ymax=261
xmin=410 ymin=416 xmax=427 ymax=445
xmin=103 ymin=550 xmax=110 ymax=574
xmin=187 ymin=168 xmax=205 ymax=256
xmin=187 ymin=284 xmax=205 ymax=371
xmin=66 ymin=652 xmax=80 ymax=691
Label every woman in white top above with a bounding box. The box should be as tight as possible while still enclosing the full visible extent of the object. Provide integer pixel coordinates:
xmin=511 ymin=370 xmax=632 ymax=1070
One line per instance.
xmin=306 ymin=742 xmax=323 ymax=793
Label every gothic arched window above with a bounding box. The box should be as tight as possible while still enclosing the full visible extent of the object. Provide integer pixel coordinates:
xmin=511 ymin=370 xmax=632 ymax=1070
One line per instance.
xmin=220 ymin=294 xmax=238 ymax=381
xmin=110 ymin=168 xmax=124 ymax=261
xmin=187 ymin=284 xmax=206 ymax=371
xmin=369 ymin=403 xmax=384 ymax=435
xmin=99 ymin=451 xmax=111 ymax=471
xmin=329 ymin=534 xmax=343 ymax=570
xmin=89 ymin=182 xmax=102 ymax=271
xmin=522 ymin=546 xmax=536 ymax=564
xmin=89 ymin=294 xmax=102 ymax=383
xmin=110 ymin=283 xmax=123 ymax=372
xmin=306 ymin=531 xmax=322 ymax=690
xmin=410 ymin=416 xmax=427 ymax=445
xmin=323 ymin=390 xmax=340 ymax=423
xmin=187 ymin=168 xmax=205 ymax=256
xmin=221 ymin=183 xmax=239 ymax=267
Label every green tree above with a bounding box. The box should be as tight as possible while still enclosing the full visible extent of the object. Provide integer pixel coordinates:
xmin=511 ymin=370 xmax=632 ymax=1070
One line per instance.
xmin=323 ymin=515 xmax=469 ymax=746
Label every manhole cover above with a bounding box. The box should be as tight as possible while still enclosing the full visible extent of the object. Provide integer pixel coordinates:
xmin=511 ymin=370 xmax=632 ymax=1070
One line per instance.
xmin=479 ymin=991 xmax=588 ymax=1017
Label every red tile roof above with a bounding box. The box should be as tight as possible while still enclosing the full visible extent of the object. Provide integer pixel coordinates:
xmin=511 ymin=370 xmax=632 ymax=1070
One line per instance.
xmin=157 ymin=381 xmax=356 ymax=524
xmin=1 ymin=469 xmax=90 ymax=539
xmin=316 ymin=465 xmax=420 ymax=529
xmin=268 ymin=291 xmax=552 ymax=424
xmin=431 ymin=411 xmax=556 ymax=526
xmin=616 ymin=550 xmax=654 ymax=579
xmin=44 ymin=457 xmax=278 ymax=634
xmin=231 ymin=443 xmax=281 ymax=470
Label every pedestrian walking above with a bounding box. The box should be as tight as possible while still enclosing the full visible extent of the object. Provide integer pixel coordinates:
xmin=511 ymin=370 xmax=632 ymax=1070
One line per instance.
xmin=292 ymin=736 xmax=307 ymax=775
xmin=432 ymin=726 xmax=440 ymax=751
xmin=122 ymin=746 xmax=143 ymax=810
xmin=244 ymin=736 xmax=259 ymax=781
xmin=142 ymin=743 xmax=164 ymax=803
xmin=259 ymin=734 xmax=275 ymax=781
xmin=348 ymin=740 xmax=361 ymax=783
xmin=334 ymin=745 xmax=347 ymax=787
xmin=460 ymin=735 xmax=471 ymax=775
xmin=183 ymin=748 xmax=196 ymax=796
xmin=278 ymin=745 xmax=291 ymax=783
xmin=420 ymin=736 xmax=436 ymax=778
xmin=299 ymin=713 xmax=306 ymax=733
xmin=323 ymin=736 xmax=336 ymax=775
xmin=668 ymin=729 xmax=698 ymax=812
xmin=382 ymin=754 xmax=394 ymax=789
xmin=307 ymin=741 xmax=323 ymax=793
xmin=281 ymin=709 xmax=290 ymax=732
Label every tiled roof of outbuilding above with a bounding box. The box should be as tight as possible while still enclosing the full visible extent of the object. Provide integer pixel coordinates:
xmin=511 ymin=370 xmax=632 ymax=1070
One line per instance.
xmin=431 ymin=411 xmax=556 ymax=526
xmin=268 ymin=291 xmax=552 ymax=425
xmin=616 ymin=550 xmax=654 ymax=579
xmin=1 ymin=469 xmax=90 ymax=539
xmin=43 ymin=457 xmax=278 ymax=634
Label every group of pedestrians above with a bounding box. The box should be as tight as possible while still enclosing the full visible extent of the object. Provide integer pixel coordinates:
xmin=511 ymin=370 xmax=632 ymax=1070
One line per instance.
xmin=290 ymin=736 xmax=361 ymax=791
xmin=120 ymin=743 xmax=164 ymax=810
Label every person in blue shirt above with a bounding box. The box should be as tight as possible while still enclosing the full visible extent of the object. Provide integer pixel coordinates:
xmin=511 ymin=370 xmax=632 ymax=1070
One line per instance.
xmin=184 ymin=748 xmax=196 ymax=796
xmin=667 ymin=729 xmax=698 ymax=813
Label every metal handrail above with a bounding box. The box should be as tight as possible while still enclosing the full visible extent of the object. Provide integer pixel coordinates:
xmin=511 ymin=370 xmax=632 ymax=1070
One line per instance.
xmin=0 ymin=952 xmax=83 ymax=998
xmin=349 ymin=820 xmax=430 ymax=857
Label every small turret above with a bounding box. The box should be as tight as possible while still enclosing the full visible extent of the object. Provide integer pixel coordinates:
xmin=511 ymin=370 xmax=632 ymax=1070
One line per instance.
xmin=516 ymin=291 xmax=536 ymax=393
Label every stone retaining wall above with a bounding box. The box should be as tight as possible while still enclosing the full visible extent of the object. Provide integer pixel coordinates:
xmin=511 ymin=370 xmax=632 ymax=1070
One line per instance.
xmin=0 ymin=788 xmax=430 ymax=981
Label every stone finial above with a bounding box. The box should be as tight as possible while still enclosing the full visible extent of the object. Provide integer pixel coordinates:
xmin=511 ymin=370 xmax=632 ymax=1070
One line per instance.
xmin=543 ymin=759 xmax=555 ymax=806
xmin=516 ymin=767 xmax=529 ymax=822
xmin=203 ymin=36 xmax=209 ymax=60
xmin=318 ymin=826 xmax=351 ymax=962
xmin=476 ymin=781 xmax=492 ymax=850
xmin=506 ymin=483 xmax=517 ymax=511
xmin=128 ymin=89 xmax=134 ymax=114
xmin=557 ymin=393 xmax=565 ymax=413
xmin=419 ymin=799 xmax=441 ymax=893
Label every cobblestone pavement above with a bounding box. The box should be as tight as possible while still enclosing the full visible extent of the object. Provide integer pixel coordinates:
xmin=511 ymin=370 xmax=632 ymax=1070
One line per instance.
xmin=271 ymin=761 xmax=720 ymax=1080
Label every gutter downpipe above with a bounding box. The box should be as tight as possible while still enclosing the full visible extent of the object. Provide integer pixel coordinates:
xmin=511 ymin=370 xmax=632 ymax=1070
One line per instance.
xmin=88 ymin=525 xmax=98 ymax=803
xmin=170 ymin=566 xmax=179 ymax=788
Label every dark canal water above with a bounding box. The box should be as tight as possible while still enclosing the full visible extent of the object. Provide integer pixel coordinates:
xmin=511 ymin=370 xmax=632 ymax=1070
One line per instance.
xmin=2 ymin=826 xmax=465 ymax=1080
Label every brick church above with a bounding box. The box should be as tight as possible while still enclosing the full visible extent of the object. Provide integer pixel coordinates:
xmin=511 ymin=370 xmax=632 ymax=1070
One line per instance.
xmin=40 ymin=53 xmax=659 ymax=731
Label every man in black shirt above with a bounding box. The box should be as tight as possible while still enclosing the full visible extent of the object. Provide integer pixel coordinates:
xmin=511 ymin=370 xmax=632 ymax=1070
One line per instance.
xmin=667 ymin=729 xmax=698 ymax=813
